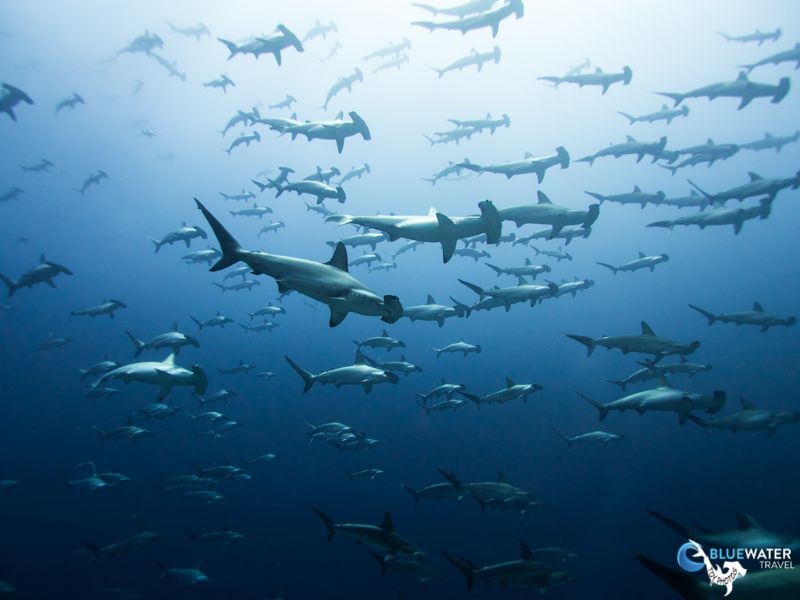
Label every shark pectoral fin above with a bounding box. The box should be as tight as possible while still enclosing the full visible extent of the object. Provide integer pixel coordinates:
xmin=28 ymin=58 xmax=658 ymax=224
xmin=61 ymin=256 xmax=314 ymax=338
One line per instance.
xmin=328 ymin=303 xmax=348 ymax=327
xmin=336 ymin=137 xmax=344 ymax=153
xmin=276 ymin=280 xmax=290 ymax=294
xmin=154 ymin=369 xmax=173 ymax=399
xmin=738 ymin=95 xmax=753 ymax=110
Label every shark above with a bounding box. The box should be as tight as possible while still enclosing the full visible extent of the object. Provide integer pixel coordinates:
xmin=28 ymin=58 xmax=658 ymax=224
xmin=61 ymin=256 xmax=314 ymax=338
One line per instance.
xmin=657 ymin=71 xmax=790 ymax=110
xmin=322 ymin=68 xmax=363 ymax=110
xmin=217 ymin=25 xmax=304 ymax=65
xmin=430 ymin=46 xmax=501 ymax=77
xmin=0 ymin=83 xmax=34 ymax=121
xmin=539 ymin=66 xmax=633 ymax=94
xmin=499 ymin=191 xmax=599 ymax=235
xmin=618 ymin=104 xmax=689 ymax=125
xmin=0 ymin=254 xmax=73 ymax=296
xmin=413 ymin=0 xmax=524 ymax=38
xmin=442 ymin=541 xmax=576 ymax=593
xmin=326 ymin=201 xmax=502 ymax=263
xmin=647 ymin=198 xmax=774 ymax=235
xmin=689 ymin=302 xmax=795 ymax=331
xmin=195 ymin=199 xmax=401 ymax=326
xmin=94 ymin=353 xmax=208 ymax=400
xmin=565 ymin=321 xmax=700 ymax=361
xmin=596 ymin=252 xmax=669 ymax=275
xmin=456 ymin=146 xmax=569 ymax=182
xmin=283 ymin=110 xmax=371 ymax=153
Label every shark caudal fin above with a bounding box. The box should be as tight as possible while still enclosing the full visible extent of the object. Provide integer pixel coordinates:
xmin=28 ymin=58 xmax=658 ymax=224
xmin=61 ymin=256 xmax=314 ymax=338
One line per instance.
xmin=285 ymin=356 xmax=315 ymax=393
xmin=646 ymin=509 xmax=692 ymax=539
xmin=634 ymin=554 xmax=705 ymax=600
xmin=401 ymin=484 xmax=420 ymax=505
xmin=194 ymin=199 xmax=243 ymax=271
xmin=608 ymin=380 xmax=628 ymax=392
xmin=553 ymin=429 xmax=573 ymax=447
xmin=565 ymin=333 xmax=596 ymax=356
xmin=458 ymin=279 xmax=486 ymax=300
xmin=440 ymin=549 xmax=477 ymax=592
xmin=688 ymin=304 xmax=716 ymax=325
xmin=125 ymin=331 xmax=146 ymax=357
xmin=618 ymin=111 xmax=637 ymax=124
xmin=596 ymin=262 xmax=618 ymax=275
xmin=576 ymin=392 xmax=609 ymax=421
xmin=311 ymin=506 xmax=336 ymax=542
xmin=217 ymin=38 xmax=238 ymax=60
xmin=0 ymin=273 xmax=18 ymax=297
xmin=656 ymin=92 xmax=685 ymax=107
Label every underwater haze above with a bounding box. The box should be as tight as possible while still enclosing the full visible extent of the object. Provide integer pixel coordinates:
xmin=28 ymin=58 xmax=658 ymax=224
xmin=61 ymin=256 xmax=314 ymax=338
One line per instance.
xmin=1 ymin=0 xmax=800 ymax=598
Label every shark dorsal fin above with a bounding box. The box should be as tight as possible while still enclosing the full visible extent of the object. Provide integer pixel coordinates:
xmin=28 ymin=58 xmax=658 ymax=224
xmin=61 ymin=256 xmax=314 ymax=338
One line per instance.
xmin=382 ymin=329 xmax=389 ymax=337
xmin=497 ymin=470 xmax=507 ymax=483
xmin=485 ymin=112 xmax=491 ymax=119
xmin=172 ymin=322 xmax=178 ymax=331
xmin=633 ymin=185 xmax=641 ymax=192
xmin=524 ymin=258 xmax=531 ymax=265
xmin=520 ymin=540 xmax=534 ymax=561
xmin=707 ymin=138 xmax=714 ymax=145
xmin=335 ymin=111 xmax=343 ymax=119
xmin=638 ymin=251 xmax=646 ymax=258
xmin=661 ymin=104 xmax=668 ymax=110
xmin=506 ymin=377 xmax=515 ymax=388
xmin=164 ymin=352 xmax=176 ymax=365
xmin=537 ymin=191 xmax=552 ymax=204
xmin=740 ymin=397 xmax=755 ymax=410
xmin=523 ymin=152 xmax=533 ymax=159
xmin=426 ymin=295 xmax=436 ymax=305
xmin=753 ymin=301 xmax=763 ymax=312
xmin=326 ymin=243 xmax=349 ymax=272
xmin=689 ymin=189 xmax=698 ymax=196
xmin=764 ymin=132 xmax=773 ymax=139
xmin=625 ymin=135 xmax=635 ymax=142
xmin=640 ymin=322 xmax=656 ymax=336
xmin=748 ymin=172 xmax=762 ymax=181
xmin=517 ymin=276 xmax=528 ymax=286
xmin=735 ymin=513 xmax=761 ymax=530
xmin=594 ymin=67 xmax=602 ymax=74
xmin=736 ymin=71 xmax=748 ymax=81
xmin=380 ymin=511 xmax=394 ymax=532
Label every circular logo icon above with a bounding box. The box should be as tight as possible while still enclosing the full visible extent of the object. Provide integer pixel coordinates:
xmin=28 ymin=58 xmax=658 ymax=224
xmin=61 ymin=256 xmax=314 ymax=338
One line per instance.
xmin=677 ymin=542 xmax=705 ymax=572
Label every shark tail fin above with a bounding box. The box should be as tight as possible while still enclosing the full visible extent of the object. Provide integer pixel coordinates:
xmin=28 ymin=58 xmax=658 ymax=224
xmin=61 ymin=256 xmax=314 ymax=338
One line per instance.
xmin=82 ymin=539 xmax=101 ymax=557
xmin=440 ymin=549 xmax=476 ymax=591
xmin=401 ymin=484 xmax=420 ymax=505
xmin=565 ymin=333 xmax=595 ymax=356
xmin=217 ymin=38 xmax=238 ymax=59
xmin=657 ymin=92 xmax=685 ymax=107
xmin=125 ymin=331 xmax=145 ymax=357
xmin=194 ymin=199 xmax=243 ymax=271
xmin=311 ymin=506 xmax=335 ymax=542
xmin=608 ymin=380 xmax=627 ymax=392
xmin=618 ymin=111 xmax=636 ymax=124
xmin=553 ymin=429 xmax=572 ymax=447
xmin=576 ymin=392 xmax=609 ymax=421
xmin=0 ymin=273 xmax=18 ymax=297
xmin=646 ymin=509 xmax=692 ymax=538
xmin=285 ymin=356 xmax=314 ymax=393
xmin=635 ymin=554 xmax=705 ymax=600
xmin=688 ymin=304 xmax=716 ymax=325
xmin=190 ymin=316 xmax=203 ymax=331
xmin=596 ymin=262 xmax=618 ymax=275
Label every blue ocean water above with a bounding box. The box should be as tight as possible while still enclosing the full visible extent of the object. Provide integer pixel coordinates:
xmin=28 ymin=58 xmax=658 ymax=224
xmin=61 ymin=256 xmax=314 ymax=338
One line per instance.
xmin=1 ymin=1 xmax=799 ymax=598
